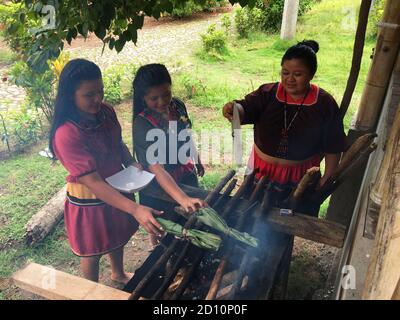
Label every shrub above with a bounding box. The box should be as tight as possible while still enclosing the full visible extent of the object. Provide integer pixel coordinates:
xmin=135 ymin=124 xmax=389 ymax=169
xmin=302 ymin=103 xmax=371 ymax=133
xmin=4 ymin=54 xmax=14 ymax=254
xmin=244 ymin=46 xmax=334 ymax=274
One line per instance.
xmin=103 ymin=68 xmax=123 ymax=104
xmin=169 ymin=0 xmax=226 ymax=18
xmin=367 ymin=0 xmax=385 ymax=39
xmin=221 ymin=13 xmax=232 ymax=34
xmin=235 ymin=0 xmax=317 ymax=35
xmin=234 ymin=5 xmax=265 ymax=38
xmin=200 ymin=23 xmax=228 ymax=59
xmin=6 ymin=107 xmax=42 ymax=147
xmin=8 ymin=60 xmax=56 ymax=123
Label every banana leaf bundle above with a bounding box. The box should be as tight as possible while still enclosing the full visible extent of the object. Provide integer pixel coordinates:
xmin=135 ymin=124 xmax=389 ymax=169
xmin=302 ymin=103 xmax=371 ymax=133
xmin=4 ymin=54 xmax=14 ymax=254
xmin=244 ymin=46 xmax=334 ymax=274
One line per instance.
xmin=193 ymin=207 xmax=259 ymax=248
xmin=156 ymin=217 xmax=221 ymax=251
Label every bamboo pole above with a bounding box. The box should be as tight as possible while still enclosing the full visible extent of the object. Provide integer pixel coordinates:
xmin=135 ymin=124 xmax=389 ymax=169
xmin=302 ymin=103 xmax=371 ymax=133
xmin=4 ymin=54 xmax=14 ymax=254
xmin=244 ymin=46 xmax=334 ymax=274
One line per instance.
xmin=354 ymin=0 xmax=400 ymax=132
xmin=365 ymin=103 xmax=400 ymax=238
xmin=362 ymin=104 xmax=400 ymax=299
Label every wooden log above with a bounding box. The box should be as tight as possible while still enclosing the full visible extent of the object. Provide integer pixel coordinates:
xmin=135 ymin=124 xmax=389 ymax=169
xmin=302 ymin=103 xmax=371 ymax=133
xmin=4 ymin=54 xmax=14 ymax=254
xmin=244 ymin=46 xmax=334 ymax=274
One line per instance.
xmin=12 ymin=263 xmax=130 ymax=300
xmin=362 ymin=109 xmax=400 ymax=299
xmin=285 ymin=167 xmax=320 ymax=209
xmin=24 ymin=185 xmax=66 ymax=246
xmin=339 ymin=0 xmax=373 ymax=118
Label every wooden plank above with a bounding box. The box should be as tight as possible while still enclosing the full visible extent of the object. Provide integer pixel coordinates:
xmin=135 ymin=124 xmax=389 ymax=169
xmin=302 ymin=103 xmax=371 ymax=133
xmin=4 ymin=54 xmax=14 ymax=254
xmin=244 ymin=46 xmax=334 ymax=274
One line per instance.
xmin=12 ymin=263 xmax=130 ymax=300
xmin=265 ymin=208 xmax=347 ymax=248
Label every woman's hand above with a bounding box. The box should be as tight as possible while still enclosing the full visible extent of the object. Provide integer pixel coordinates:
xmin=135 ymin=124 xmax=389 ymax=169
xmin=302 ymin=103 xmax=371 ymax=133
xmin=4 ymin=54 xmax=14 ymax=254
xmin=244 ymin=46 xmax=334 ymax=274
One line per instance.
xmin=131 ymin=162 xmax=143 ymax=171
xmin=222 ymin=102 xmax=234 ymax=121
xmin=131 ymin=205 xmax=164 ymax=236
xmin=196 ymin=163 xmax=205 ymax=177
xmin=179 ymin=196 xmax=206 ymax=214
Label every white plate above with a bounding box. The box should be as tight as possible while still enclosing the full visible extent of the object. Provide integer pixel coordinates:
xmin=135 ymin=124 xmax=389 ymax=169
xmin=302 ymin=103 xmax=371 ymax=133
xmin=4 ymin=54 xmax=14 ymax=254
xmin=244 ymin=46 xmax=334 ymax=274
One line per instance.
xmin=105 ymin=166 xmax=155 ymax=193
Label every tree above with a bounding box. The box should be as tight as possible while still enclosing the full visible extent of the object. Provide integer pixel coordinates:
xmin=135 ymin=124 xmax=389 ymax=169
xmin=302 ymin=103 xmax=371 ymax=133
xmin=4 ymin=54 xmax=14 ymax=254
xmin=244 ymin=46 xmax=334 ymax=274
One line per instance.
xmin=5 ymin=0 xmax=256 ymax=73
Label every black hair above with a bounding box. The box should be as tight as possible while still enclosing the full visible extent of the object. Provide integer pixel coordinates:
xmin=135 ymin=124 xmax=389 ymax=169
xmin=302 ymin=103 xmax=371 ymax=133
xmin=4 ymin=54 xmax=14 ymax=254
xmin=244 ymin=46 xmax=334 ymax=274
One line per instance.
xmin=281 ymin=40 xmax=319 ymax=76
xmin=132 ymin=63 xmax=172 ymax=121
xmin=48 ymin=58 xmax=102 ymax=157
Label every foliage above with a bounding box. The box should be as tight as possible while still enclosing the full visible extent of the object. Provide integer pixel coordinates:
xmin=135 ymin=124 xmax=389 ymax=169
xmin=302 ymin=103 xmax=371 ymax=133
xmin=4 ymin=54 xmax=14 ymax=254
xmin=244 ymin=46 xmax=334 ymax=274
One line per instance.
xmin=2 ymin=107 xmax=43 ymax=148
xmin=234 ymin=5 xmax=265 ymax=38
xmin=169 ymin=0 xmax=226 ymax=18
xmin=235 ymin=0 xmax=317 ymax=34
xmin=200 ymin=23 xmax=228 ymax=59
xmin=221 ymin=13 xmax=232 ymax=34
xmin=4 ymin=0 xmax=250 ymax=73
xmin=367 ymin=0 xmax=385 ymax=39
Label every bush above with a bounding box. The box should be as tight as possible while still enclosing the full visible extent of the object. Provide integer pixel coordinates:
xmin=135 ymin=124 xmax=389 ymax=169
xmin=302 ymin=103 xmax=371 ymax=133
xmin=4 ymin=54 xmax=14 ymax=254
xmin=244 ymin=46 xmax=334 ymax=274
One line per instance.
xmin=367 ymin=0 xmax=385 ymax=39
xmin=103 ymin=67 xmax=123 ymax=104
xmin=8 ymin=60 xmax=56 ymax=123
xmin=4 ymin=107 xmax=42 ymax=148
xmin=234 ymin=0 xmax=316 ymax=35
xmin=169 ymin=0 xmax=226 ymax=18
xmin=234 ymin=6 xmax=265 ymax=38
xmin=200 ymin=23 xmax=228 ymax=59
xmin=221 ymin=13 xmax=232 ymax=34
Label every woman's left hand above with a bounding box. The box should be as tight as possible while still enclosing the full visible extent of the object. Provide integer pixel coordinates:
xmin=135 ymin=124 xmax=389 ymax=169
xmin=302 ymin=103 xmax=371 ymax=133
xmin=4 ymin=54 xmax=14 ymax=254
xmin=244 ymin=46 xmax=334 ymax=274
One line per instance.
xmin=180 ymin=196 xmax=206 ymax=214
xmin=196 ymin=163 xmax=205 ymax=177
xmin=131 ymin=162 xmax=143 ymax=171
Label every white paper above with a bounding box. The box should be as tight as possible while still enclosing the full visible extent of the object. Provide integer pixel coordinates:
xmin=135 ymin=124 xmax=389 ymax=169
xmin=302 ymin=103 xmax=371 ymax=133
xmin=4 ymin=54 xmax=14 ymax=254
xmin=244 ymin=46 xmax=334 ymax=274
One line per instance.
xmin=105 ymin=166 xmax=155 ymax=193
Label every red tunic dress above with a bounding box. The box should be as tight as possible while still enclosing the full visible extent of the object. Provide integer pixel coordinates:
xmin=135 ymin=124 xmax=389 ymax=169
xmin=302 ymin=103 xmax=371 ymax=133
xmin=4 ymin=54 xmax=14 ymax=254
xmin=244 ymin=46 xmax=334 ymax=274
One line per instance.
xmin=53 ymin=103 xmax=138 ymax=257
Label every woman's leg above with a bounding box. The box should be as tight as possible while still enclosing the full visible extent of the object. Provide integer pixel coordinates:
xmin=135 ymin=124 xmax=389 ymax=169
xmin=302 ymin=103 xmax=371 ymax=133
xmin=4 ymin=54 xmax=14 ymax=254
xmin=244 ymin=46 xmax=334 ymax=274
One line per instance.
xmin=80 ymin=255 xmax=101 ymax=282
xmin=108 ymin=246 xmax=133 ymax=284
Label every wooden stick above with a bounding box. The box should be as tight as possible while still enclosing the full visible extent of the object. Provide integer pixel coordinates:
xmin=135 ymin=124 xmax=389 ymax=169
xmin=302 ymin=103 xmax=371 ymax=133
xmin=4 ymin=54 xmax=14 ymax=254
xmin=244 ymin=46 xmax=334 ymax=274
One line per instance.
xmin=128 ymin=170 xmax=235 ymax=300
xmin=339 ymin=0 xmax=373 ymax=118
xmin=151 ymin=178 xmax=239 ymax=299
xmin=205 ymin=201 xmax=259 ymax=300
xmin=228 ymin=185 xmax=273 ymax=299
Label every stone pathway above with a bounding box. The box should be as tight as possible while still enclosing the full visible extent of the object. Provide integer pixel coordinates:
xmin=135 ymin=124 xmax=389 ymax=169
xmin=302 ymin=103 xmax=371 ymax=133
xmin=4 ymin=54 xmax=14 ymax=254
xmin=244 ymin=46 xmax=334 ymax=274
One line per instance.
xmin=0 ymin=11 xmax=228 ymax=110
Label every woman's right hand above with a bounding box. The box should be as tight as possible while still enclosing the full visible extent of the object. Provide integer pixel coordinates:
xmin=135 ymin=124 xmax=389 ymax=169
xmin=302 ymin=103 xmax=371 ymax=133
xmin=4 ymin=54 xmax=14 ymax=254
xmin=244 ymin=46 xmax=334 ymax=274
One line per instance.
xmin=132 ymin=205 xmax=164 ymax=236
xmin=222 ymin=102 xmax=234 ymax=121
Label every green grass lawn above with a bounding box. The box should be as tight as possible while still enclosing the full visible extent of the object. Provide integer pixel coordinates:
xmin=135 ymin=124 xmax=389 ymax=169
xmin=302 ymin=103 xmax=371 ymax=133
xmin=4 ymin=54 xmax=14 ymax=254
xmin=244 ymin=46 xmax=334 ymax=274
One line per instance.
xmin=0 ymin=0 xmax=377 ymax=299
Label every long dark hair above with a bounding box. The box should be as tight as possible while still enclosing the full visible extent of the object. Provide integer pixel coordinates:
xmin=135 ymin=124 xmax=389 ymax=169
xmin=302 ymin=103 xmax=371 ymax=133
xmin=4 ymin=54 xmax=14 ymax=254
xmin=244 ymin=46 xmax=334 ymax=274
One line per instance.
xmin=281 ymin=40 xmax=319 ymax=76
xmin=48 ymin=58 xmax=102 ymax=157
xmin=132 ymin=63 xmax=172 ymax=121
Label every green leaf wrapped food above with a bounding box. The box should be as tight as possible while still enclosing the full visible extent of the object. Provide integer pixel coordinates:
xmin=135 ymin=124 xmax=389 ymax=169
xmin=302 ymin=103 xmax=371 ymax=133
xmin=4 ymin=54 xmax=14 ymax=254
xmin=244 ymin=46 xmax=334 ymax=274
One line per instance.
xmin=156 ymin=217 xmax=221 ymax=251
xmin=194 ymin=207 xmax=259 ymax=248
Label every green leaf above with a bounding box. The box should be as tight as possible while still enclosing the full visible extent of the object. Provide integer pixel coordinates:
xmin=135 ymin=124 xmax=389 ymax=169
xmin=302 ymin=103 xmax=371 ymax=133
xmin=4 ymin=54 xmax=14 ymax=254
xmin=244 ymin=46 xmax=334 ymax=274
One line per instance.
xmin=94 ymin=26 xmax=106 ymax=40
xmin=114 ymin=37 xmax=126 ymax=53
xmin=108 ymin=37 xmax=115 ymax=50
xmin=19 ymin=13 xmax=26 ymax=23
xmin=133 ymin=15 xmax=144 ymax=30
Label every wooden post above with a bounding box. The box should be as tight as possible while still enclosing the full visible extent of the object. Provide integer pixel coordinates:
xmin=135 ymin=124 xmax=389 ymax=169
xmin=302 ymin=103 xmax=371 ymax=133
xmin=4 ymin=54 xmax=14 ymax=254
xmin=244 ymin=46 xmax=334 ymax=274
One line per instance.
xmin=362 ymin=110 xmax=400 ymax=299
xmin=327 ymin=1 xmax=400 ymax=226
xmin=280 ymin=0 xmax=299 ymax=40
xmin=364 ymin=103 xmax=400 ymax=238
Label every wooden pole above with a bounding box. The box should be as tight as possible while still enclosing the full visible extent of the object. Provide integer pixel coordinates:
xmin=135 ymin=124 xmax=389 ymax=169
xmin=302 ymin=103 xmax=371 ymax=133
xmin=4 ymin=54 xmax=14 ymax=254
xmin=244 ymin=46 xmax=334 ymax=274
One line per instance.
xmin=362 ymin=103 xmax=400 ymax=299
xmin=280 ymin=0 xmax=299 ymax=40
xmin=339 ymin=0 xmax=372 ymax=119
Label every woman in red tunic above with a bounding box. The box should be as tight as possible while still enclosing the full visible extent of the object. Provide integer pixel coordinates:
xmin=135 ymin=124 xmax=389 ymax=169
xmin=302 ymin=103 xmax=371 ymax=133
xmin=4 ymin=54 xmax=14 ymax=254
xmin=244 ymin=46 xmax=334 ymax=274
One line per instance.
xmin=49 ymin=59 xmax=163 ymax=284
xmin=223 ymin=40 xmax=347 ymax=216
